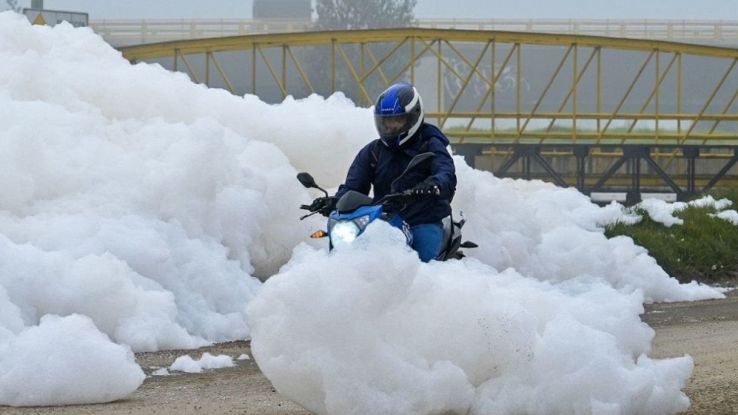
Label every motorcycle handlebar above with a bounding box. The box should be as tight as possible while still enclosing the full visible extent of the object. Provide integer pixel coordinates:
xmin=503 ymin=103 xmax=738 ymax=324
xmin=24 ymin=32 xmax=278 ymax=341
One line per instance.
xmin=375 ymin=190 xmax=416 ymax=206
xmin=300 ymin=189 xmax=422 ymax=218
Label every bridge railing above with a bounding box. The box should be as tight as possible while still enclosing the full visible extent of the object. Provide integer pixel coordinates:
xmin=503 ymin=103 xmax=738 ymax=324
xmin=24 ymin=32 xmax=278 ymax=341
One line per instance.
xmin=93 ymin=18 xmax=738 ymax=46
xmin=420 ymin=19 xmax=738 ymax=42
xmin=90 ymin=18 xmax=313 ymax=46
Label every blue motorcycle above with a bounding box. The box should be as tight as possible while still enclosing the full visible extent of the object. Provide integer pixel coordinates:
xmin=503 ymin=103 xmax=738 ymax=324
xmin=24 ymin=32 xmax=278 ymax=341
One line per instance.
xmin=297 ymin=153 xmax=476 ymax=261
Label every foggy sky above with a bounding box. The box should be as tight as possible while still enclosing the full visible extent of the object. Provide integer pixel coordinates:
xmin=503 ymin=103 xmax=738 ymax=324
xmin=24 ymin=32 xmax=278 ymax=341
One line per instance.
xmin=1 ymin=0 xmax=737 ymax=20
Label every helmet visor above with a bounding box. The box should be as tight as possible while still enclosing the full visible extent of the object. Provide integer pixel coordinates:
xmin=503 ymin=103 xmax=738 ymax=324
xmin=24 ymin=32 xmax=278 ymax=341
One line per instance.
xmin=374 ymin=113 xmax=411 ymax=138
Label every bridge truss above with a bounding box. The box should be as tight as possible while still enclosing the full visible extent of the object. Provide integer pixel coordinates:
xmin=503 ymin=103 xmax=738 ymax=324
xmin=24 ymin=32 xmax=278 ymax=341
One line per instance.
xmin=120 ymin=28 xmax=738 ymax=203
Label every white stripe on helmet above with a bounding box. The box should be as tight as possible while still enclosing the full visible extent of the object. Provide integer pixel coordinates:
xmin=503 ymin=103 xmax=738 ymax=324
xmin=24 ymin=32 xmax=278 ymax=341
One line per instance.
xmin=404 ymin=87 xmax=420 ymax=112
xmin=398 ymin=88 xmax=424 ymax=146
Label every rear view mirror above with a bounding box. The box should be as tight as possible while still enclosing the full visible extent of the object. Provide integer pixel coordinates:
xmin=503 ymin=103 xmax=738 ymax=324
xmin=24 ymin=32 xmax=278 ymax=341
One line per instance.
xmin=297 ymin=172 xmax=317 ymax=189
xmin=297 ymin=172 xmax=329 ymax=197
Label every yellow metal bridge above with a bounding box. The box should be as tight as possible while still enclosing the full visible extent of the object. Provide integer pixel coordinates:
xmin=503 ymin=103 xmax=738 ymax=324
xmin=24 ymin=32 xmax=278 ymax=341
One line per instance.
xmin=120 ymin=28 xmax=738 ymax=202
xmin=99 ymin=18 xmax=738 ymax=46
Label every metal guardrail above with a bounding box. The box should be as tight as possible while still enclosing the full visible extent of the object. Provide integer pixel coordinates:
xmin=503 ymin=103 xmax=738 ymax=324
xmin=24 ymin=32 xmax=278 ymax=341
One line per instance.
xmin=420 ymin=19 xmax=738 ymax=43
xmin=93 ymin=18 xmax=738 ymax=46
xmin=91 ymin=19 xmax=312 ymax=45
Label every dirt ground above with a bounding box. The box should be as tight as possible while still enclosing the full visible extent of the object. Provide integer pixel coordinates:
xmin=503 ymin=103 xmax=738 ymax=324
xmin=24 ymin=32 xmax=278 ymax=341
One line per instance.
xmin=2 ymin=290 xmax=736 ymax=415
xmin=643 ymin=289 xmax=738 ymax=415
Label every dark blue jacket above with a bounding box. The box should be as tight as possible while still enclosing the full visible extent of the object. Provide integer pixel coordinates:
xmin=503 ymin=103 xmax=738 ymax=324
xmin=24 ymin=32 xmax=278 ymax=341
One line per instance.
xmin=335 ymin=123 xmax=457 ymax=226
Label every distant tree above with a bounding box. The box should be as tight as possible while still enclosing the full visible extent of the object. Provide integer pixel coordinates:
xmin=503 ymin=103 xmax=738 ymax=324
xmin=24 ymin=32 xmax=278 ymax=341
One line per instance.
xmin=5 ymin=0 xmax=21 ymax=12
xmin=315 ymin=0 xmax=417 ymax=30
xmin=300 ymin=0 xmax=418 ymax=104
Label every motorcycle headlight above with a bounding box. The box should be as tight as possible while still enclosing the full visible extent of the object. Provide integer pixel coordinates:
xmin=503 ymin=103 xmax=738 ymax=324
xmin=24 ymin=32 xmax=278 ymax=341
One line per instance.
xmin=330 ymin=221 xmax=360 ymax=245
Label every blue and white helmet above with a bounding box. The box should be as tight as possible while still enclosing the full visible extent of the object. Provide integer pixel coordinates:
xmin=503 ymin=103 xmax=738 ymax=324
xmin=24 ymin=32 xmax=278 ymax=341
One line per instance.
xmin=374 ymin=83 xmax=424 ymax=148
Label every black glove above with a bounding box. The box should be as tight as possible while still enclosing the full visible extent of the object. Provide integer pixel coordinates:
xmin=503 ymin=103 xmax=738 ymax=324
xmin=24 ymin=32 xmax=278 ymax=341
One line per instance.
xmin=411 ymin=180 xmax=441 ymax=197
xmin=310 ymin=196 xmax=337 ymax=216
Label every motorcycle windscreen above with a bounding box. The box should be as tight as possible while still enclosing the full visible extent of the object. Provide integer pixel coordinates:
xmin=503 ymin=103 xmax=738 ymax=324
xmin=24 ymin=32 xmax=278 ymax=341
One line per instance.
xmin=336 ymin=190 xmax=374 ymax=213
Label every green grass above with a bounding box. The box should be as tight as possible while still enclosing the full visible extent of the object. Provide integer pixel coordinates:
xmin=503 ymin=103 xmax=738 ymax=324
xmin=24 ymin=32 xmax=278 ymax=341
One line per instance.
xmin=605 ymin=189 xmax=738 ymax=284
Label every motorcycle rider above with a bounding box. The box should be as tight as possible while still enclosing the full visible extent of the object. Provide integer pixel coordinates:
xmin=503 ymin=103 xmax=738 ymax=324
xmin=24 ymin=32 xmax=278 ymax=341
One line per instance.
xmin=316 ymin=82 xmax=457 ymax=262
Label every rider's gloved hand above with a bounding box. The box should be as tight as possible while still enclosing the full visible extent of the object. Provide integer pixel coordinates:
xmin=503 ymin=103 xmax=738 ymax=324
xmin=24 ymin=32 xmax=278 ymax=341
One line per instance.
xmin=411 ymin=180 xmax=441 ymax=197
xmin=310 ymin=196 xmax=337 ymax=216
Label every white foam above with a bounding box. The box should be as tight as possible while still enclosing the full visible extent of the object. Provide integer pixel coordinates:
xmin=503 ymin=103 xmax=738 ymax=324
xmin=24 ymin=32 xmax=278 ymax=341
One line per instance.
xmin=170 ymin=352 xmax=235 ymax=373
xmin=0 ymin=314 xmax=144 ymax=406
xmin=249 ymin=223 xmax=694 ymax=415
xmin=712 ymin=210 xmax=738 ymax=225
xmin=152 ymin=367 xmax=170 ymax=376
xmin=605 ymin=195 xmax=735 ymax=228
xmin=0 ymin=12 xmax=726 ymax=411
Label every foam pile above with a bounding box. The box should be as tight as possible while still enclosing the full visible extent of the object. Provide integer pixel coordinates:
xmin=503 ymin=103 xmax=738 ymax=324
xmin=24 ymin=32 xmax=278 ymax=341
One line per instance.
xmin=0 ymin=12 xmax=724 ymax=412
xmin=248 ymin=223 xmax=695 ymax=415
xmin=170 ymin=353 xmax=235 ymax=373
xmin=0 ymin=12 xmax=348 ymax=405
